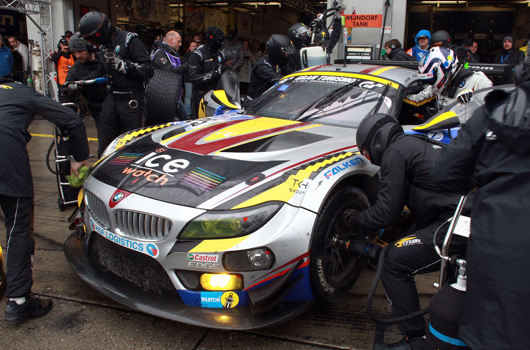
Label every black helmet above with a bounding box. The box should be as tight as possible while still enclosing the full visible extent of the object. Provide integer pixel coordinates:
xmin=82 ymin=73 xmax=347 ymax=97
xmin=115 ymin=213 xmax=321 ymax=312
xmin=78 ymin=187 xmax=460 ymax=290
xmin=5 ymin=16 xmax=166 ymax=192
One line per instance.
xmin=356 ymin=114 xmax=403 ymax=166
xmin=78 ymin=11 xmax=112 ymax=45
xmin=266 ymin=34 xmax=296 ymax=67
xmin=431 ymin=30 xmax=452 ymax=47
xmin=205 ymin=26 xmax=225 ymax=52
xmin=288 ymin=23 xmax=311 ymax=49
xmin=69 ymin=34 xmax=94 ymax=52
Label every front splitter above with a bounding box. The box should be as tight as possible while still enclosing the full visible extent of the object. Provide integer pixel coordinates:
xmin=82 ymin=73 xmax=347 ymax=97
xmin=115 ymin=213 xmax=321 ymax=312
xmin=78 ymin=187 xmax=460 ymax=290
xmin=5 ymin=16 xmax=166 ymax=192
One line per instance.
xmin=64 ymin=233 xmax=313 ymax=330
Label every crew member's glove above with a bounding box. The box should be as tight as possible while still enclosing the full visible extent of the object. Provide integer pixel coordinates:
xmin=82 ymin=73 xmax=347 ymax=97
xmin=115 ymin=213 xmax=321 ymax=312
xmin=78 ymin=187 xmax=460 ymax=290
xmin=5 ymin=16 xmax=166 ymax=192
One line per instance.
xmin=66 ymin=166 xmax=90 ymax=188
xmin=457 ymin=90 xmax=473 ymax=104
xmin=343 ymin=208 xmax=360 ymax=229
xmin=109 ymin=57 xmax=128 ymax=74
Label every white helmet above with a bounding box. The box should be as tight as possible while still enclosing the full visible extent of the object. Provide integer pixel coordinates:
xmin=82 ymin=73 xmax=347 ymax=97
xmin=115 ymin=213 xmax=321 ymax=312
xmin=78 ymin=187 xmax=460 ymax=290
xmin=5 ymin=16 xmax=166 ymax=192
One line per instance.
xmin=418 ymin=46 xmax=458 ymax=92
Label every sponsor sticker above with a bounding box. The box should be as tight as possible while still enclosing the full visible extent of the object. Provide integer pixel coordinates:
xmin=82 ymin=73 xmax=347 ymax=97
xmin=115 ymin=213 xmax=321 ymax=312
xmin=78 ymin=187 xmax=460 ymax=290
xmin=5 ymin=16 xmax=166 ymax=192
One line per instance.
xmin=89 ymin=218 xmax=159 ymax=258
xmin=187 ymin=253 xmax=219 ymax=263
xmin=221 ymin=291 xmax=239 ymax=308
xmin=200 ymin=292 xmax=223 ymax=308
xmin=324 ymin=157 xmax=364 ymax=179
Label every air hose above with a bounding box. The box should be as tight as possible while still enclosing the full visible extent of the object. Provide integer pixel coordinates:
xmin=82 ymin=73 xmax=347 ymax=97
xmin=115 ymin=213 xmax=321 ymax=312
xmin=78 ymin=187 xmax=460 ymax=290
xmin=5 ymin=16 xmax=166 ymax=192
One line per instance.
xmin=365 ymin=243 xmax=430 ymax=324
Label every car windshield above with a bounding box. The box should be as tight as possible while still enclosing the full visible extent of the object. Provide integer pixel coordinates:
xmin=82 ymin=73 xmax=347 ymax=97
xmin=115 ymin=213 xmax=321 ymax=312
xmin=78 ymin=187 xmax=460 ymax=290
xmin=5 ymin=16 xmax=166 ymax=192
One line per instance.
xmin=246 ymin=75 xmax=393 ymax=129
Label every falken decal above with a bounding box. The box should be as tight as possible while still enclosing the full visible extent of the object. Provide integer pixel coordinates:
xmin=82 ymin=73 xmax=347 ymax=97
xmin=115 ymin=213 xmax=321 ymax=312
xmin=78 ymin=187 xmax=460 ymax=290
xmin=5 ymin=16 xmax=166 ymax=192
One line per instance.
xmin=89 ymin=218 xmax=160 ymax=258
xmin=324 ymin=157 xmax=364 ymax=179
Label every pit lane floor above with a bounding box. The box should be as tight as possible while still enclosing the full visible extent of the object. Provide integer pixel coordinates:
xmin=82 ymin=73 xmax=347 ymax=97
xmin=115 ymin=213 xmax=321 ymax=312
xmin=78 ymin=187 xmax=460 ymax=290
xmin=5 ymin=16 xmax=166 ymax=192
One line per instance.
xmin=0 ymin=117 xmax=438 ymax=350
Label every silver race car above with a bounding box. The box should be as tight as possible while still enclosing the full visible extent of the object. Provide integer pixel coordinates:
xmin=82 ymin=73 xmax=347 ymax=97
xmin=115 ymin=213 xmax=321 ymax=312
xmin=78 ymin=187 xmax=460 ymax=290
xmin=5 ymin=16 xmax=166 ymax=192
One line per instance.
xmin=64 ymin=64 xmax=487 ymax=329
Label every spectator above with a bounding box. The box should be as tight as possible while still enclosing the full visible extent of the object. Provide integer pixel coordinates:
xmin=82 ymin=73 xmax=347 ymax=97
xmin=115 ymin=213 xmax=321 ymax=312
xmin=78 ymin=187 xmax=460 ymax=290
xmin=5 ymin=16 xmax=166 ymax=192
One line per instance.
xmin=238 ymin=39 xmax=253 ymax=97
xmin=470 ymin=41 xmax=480 ymax=62
xmin=64 ymin=35 xmax=107 ymax=155
xmin=384 ymin=39 xmax=415 ymax=61
xmin=63 ymin=30 xmax=74 ymax=43
xmin=462 ymin=37 xmax=479 ymax=63
xmin=150 ymin=30 xmax=165 ymax=59
xmin=78 ymin=11 xmax=154 ymax=157
xmin=407 ymin=30 xmax=430 ymax=61
xmin=7 ymin=36 xmax=29 ymax=74
xmin=494 ymin=35 xmax=524 ymax=84
xmin=518 ymin=33 xmax=530 ymax=57
xmin=454 ymin=38 xmax=476 ymax=64
xmin=248 ymin=34 xmax=294 ymax=99
xmin=51 ymin=38 xmax=76 ymax=98
xmin=0 ymin=35 xmax=13 ymax=78
xmin=150 ymin=30 xmax=189 ymax=123
xmin=182 ymin=40 xmax=198 ymax=116
xmin=188 ymin=26 xmax=227 ymax=119
xmin=432 ymin=62 xmax=530 ymax=349
xmin=193 ymin=34 xmax=203 ymax=46
xmin=0 ymin=76 xmax=89 ymax=323
xmin=222 ymin=29 xmax=245 ymax=74
xmin=251 ymin=39 xmax=264 ymax=62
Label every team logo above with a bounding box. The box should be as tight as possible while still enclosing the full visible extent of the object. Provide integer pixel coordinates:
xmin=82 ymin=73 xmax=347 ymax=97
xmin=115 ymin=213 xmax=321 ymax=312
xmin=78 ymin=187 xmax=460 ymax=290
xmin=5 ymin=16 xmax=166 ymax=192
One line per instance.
xmin=146 ymin=244 xmax=159 ymax=258
xmin=187 ymin=253 xmax=219 ymax=262
xmin=112 ymin=192 xmax=124 ymax=203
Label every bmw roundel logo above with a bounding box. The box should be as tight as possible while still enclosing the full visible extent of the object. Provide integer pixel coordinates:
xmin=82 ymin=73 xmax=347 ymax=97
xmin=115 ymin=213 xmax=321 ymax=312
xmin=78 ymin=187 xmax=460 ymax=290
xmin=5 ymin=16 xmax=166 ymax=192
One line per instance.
xmin=147 ymin=244 xmax=159 ymax=257
xmin=112 ymin=192 xmax=125 ymax=203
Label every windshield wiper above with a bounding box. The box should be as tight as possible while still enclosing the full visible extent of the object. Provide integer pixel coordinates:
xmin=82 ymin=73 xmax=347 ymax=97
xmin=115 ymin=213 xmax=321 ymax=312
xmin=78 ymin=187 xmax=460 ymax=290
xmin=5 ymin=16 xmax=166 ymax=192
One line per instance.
xmin=293 ymin=82 xmax=358 ymax=120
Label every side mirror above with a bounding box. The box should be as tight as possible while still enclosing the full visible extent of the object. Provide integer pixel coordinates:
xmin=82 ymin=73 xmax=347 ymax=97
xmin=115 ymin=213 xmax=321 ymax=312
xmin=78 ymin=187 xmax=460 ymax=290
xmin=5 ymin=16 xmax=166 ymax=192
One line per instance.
xmin=412 ymin=111 xmax=460 ymax=132
xmin=211 ymin=90 xmax=241 ymax=110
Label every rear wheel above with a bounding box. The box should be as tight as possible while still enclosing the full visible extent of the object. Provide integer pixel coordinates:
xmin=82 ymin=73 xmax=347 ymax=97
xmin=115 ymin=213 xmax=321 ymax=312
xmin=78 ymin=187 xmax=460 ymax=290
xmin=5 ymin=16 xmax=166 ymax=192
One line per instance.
xmin=310 ymin=186 xmax=369 ymax=301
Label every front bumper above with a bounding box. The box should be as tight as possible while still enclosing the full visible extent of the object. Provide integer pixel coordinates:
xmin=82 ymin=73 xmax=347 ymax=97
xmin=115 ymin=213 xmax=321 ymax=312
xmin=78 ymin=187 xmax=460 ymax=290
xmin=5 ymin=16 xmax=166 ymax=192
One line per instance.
xmin=64 ymin=232 xmax=313 ymax=330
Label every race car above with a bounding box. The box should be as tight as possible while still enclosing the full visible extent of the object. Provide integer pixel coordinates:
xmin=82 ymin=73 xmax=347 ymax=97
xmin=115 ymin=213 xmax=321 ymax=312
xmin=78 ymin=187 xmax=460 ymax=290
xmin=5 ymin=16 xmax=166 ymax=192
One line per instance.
xmin=64 ymin=63 xmax=491 ymax=330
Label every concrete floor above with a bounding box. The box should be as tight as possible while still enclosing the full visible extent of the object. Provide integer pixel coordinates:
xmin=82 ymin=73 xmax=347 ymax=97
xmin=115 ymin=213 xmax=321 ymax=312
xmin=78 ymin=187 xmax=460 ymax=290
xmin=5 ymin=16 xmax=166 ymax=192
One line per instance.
xmin=0 ymin=116 xmax=439 ymax=350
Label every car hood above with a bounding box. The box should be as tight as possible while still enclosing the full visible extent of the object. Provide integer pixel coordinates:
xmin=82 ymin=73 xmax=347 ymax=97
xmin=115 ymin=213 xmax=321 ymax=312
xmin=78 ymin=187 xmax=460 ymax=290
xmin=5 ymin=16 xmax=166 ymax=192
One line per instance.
xmin=91 ymin=115 xmax=357 ymax=210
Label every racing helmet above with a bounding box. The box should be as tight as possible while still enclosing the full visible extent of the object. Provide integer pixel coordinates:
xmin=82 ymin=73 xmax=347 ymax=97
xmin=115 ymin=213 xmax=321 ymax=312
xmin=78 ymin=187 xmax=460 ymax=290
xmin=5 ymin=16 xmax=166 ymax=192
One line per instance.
xmin=356 ymin=114 xmax=403 ymax=166
xmin=431 ymin=30 xmax=452 ymax=47
xmin=78 ymin=11 xmax=112 ymax=45
xmin=288 ymin=23 xmax=311 ymax=49
xmin=266 ymin=34 xmax=296 ymax=67
xmin=69 ymin=34 xmax=94 ymax=52
xmin=418 ymin=46 xmax=458 ymax=92
xmin=205 ymin=26 xmax=225 ymax=52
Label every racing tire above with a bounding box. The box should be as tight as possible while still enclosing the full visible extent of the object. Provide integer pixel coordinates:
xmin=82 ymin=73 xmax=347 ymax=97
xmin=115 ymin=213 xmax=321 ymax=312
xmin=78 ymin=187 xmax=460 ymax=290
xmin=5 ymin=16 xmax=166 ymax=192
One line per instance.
xmin=145 ymin=69 xmax=183 ymax=126
xmin=310 ymin=186 xmax=369 ymax=302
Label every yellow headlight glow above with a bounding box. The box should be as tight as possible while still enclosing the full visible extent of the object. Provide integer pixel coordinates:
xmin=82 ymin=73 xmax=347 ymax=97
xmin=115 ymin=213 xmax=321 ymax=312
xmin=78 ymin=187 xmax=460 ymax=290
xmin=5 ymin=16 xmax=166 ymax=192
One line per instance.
xmin=200 ymin=273 xmax=243 ymax=291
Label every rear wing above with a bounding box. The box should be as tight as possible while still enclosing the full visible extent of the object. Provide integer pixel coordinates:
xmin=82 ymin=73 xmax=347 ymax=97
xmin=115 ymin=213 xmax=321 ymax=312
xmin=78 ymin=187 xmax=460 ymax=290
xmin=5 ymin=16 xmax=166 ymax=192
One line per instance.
xmin=334 ymin=59 xmax=507 ymax=78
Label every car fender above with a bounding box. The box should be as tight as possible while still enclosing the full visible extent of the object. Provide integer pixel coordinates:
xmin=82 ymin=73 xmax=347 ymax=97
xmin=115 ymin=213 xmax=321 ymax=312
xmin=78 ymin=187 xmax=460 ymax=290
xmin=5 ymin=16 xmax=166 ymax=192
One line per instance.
xmin=298 ymin=154 xmax=379 ymax=214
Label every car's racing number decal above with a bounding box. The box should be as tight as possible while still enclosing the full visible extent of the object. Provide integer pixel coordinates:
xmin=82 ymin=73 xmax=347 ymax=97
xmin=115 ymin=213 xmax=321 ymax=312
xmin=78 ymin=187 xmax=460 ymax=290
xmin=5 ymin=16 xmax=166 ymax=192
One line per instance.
xmin=89 ymin=218 xmax=160 ymax=258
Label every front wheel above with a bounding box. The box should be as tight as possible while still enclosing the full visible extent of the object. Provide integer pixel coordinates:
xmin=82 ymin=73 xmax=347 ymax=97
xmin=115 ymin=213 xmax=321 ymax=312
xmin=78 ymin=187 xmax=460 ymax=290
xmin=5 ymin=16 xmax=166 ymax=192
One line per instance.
xmin=310 ymin=186 xmax=369 ymax=301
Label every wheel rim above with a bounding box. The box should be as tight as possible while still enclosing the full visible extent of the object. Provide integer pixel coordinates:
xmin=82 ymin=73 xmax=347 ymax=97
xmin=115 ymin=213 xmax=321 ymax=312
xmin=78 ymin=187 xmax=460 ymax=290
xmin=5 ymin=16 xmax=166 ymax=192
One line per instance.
xmin=322 ymin=208 xmax=362 ymax=286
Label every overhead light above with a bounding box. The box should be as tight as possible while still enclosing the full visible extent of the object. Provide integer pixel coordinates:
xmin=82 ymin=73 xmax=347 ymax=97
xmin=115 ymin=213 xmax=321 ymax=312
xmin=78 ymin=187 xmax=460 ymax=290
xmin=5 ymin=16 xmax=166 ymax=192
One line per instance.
xmin=169 ymin=4 xmax=182 ymax=7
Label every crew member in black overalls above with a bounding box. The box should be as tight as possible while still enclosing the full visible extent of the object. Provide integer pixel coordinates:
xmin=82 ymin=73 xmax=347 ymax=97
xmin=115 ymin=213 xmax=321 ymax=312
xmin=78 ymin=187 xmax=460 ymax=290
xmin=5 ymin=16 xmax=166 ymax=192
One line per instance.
xmin=0 ymin=77 xmax=89 ymax=322
xmin=248 ymin=34 xmax=295 ymax=99
xmin=64 ymin=35 xmax=107 ymax=155
xmin=78 ymin=11 xmax=154 ymax=157
xmin=150 ymin=30 xmax=189 ymax=123
xmin=188 ymin=26 xmax=226 ymax=119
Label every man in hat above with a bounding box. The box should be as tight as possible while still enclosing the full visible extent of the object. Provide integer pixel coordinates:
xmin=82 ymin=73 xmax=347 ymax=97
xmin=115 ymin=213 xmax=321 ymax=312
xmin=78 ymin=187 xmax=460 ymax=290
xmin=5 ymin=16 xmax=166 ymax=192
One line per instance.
xmin=494 ymin=35 xmax=524 ymax=84
xmin=51 ymin=37 xmax=76 ymax=99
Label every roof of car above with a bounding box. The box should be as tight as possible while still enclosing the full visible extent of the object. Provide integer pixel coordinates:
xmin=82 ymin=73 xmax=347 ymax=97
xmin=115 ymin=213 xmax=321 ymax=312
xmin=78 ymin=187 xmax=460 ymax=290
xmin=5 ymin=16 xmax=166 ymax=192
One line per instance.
xmin=298 ymin=63 xmax=422 ymax=86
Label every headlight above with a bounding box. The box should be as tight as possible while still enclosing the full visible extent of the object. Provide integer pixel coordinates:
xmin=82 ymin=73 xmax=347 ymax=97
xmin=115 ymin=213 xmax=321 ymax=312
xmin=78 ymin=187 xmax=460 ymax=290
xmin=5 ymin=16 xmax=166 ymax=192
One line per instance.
xmin=180 ymin=202 xmax=283 ymax=239
xmin=224 ymin=248 xmax=275 ymax=271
